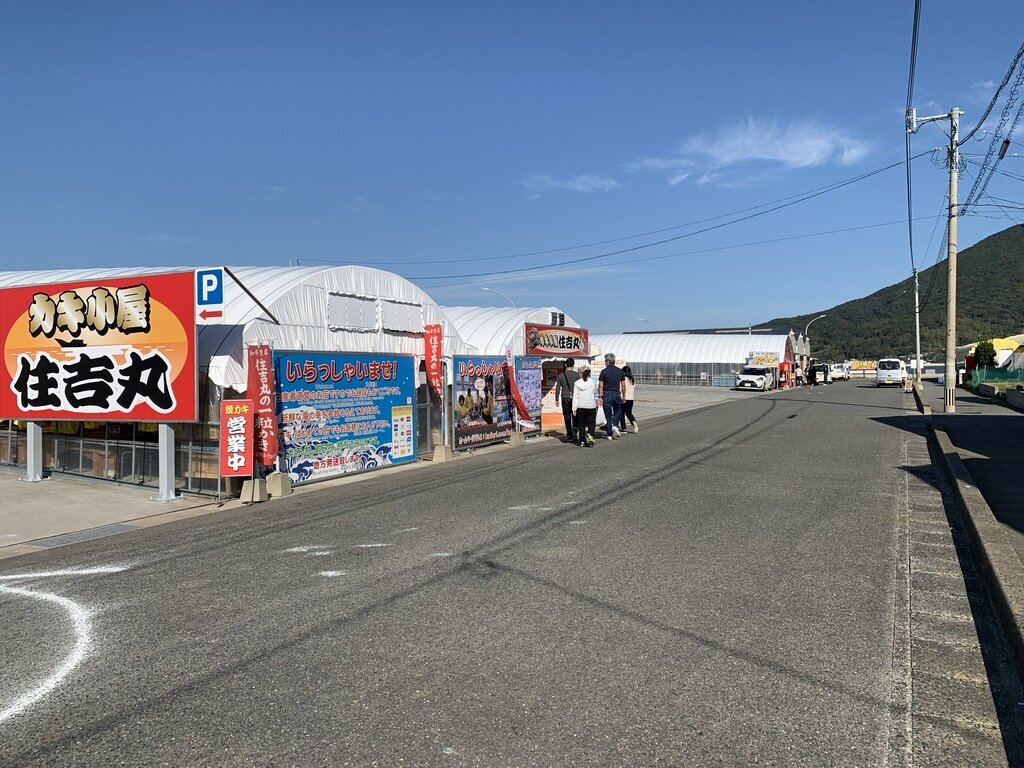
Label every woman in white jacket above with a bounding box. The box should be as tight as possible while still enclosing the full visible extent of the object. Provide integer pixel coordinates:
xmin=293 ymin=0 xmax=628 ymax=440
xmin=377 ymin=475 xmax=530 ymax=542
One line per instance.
xmin=571 ymin=365 xmax=598 ymax=447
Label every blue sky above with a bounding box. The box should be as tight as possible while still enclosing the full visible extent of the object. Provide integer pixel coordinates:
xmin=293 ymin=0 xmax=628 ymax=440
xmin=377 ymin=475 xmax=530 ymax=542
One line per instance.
xmin=1 ymin=1 xmax=1021 ymax=334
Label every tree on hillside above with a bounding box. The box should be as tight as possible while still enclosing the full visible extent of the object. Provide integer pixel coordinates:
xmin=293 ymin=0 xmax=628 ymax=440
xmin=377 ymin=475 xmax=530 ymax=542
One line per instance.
xmin=974 ymin=339 xmax=997 ymax=368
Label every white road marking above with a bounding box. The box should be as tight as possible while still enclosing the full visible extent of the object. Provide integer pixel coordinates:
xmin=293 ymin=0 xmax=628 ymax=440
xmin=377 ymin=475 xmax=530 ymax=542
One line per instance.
xmin=0 ymin=584 xmax=91 ymax=723
xmin=0 ymin=565 xmax=130 ymax=723
xmin=318 ymin=571 xmax=347 ymax=577
xmin=394 ymin=527 xmax=419 ymax=534
xmin=354 ymin=543 xmax=392 ymax=548
xmin=428 ymin=552 xmax=453 ymax=558
xmin=284 ymin=546 xmax=332 ymax=554
xmin=568 ymin=520 xmax=587 ymax=525
xmin=507 ymin=505 xmax=531 ymax=510
xmin=0 ymin=566 xmax=129 ymax=581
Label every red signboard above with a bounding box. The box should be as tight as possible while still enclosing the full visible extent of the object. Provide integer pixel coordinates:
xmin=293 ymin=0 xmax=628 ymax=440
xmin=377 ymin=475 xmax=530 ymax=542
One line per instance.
xmin=246 ymin=344 xmax=279 ymax=465
xmin=0 ymin=271 xmax=197 ymax=421
xmin=524 ymin=323 xmax=589 ymax=356
xmin=219 ymin=399 xmax=254 ymax=477
xmin=424 ymin=323 xmax=443 ymax=400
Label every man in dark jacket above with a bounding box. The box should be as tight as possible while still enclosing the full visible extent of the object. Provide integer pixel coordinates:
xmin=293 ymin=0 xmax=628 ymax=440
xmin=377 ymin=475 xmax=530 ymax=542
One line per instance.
xmin=554 ymin=358 xmax=580 ymax=444
xmin=598 ymin=353 xmax=625 ymax=440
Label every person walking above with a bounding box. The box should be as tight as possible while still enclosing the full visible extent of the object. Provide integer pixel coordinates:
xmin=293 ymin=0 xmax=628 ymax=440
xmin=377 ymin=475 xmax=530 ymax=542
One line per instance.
xmin=618 ymin=365 xmax=639 ymax=433
xmin=571 ymin=365 xmax=597 ymax=447
xmin=598 ymin=353 xmax=625 ymax=440
xmin=554 ymin=358 xmax=580 ymax=444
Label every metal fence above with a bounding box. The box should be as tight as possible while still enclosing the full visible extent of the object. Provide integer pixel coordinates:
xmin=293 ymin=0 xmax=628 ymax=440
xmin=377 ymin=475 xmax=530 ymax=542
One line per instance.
xmin=633 ymin=373 xmax=733 ymax=387
xmin=971 ymin=366 xmax=1024 ymax=388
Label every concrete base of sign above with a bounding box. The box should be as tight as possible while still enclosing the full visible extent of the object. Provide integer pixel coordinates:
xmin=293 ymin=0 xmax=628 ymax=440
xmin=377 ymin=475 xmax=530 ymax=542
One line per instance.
xmin=509 ymin=431 xmax=526 ymax=447
xmin=429 ymin=445 xmax=453 ymax=463
xmin=240 ymin=478 xmax=269 ymax=503
xmin=266 ymin=472 xmax=292 ymax=497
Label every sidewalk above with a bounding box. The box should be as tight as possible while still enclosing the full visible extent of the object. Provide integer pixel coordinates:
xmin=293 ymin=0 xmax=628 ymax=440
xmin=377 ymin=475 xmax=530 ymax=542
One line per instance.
xmin=0 ymin=385 xmax=755 ymax=561
xmin=917 ymin=380 xmax=1024 ymax=677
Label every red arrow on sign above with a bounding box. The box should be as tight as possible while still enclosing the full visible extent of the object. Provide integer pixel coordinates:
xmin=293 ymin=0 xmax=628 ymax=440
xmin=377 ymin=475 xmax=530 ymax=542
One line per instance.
xmin=199 ymin=308 xmax=223 ymax=320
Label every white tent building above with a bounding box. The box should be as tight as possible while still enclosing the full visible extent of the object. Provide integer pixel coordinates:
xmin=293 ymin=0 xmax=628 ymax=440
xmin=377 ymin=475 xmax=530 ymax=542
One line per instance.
xmin=0 ymin=265 xmax=469 ymax=495
xmin=441 ymin=306 xmax=583 ymax=356
xmin=589 ymin=331 xmax=797 ymax=386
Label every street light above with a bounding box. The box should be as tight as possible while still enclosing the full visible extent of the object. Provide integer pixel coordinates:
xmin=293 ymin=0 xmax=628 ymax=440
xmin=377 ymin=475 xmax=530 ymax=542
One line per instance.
xmin=804 ymin=314 xmax=827 ymax=338
xmin=804 ymin=314 xmax=826 ymax=366
xmin=638 ymin=317 xmax=661 ymax=331
xmin=481 ymin=287 xmax=516 ymax=308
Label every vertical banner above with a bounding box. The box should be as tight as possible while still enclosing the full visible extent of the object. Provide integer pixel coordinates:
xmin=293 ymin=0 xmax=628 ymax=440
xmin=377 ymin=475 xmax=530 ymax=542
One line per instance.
xmin=219 ymin=399 xmax=254 ymax=477
xmin=0 ymin=271 xmax=198 ymax=421
xmin=247 ymin=344 xmax=280 ymax=465
xmin=274 ymin=352 xmax=416 ymax=484
xmin=424 ymin=323 xmax=444 ymax=400
xmin=513 ymin=356 xmax=543 ymax=428
xmin=504 ymin=348 xmax=535 ymax=429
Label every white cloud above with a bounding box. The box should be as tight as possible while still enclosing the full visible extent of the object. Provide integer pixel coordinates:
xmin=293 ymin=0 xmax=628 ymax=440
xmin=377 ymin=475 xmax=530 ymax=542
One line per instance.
xmin=632 ymin=117 xmax=871 ymax=185
xmin=682 ymin=117 xmax=870 ymax=169
xmin=969 ymin=80 xmax=996 ymax=102
xmin=521 ymin=174 xmax=620 ymax=195
xmin=623 ymin=156 xmax=692 ymax=172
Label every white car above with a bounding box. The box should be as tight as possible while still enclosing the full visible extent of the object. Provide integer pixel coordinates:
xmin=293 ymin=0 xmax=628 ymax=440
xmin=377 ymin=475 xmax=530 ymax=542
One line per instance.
xmin=735 ymin=365 xmax=775 ymax=391
xmin=876 ymin=358 xmax=907 ymax=387
xmin=829 ymin=363 xmax=850 ymax=381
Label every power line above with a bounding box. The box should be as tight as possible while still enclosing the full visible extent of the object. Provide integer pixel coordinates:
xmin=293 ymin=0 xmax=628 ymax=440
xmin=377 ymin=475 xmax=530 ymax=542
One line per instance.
xmin=905 ymin=0 xmax=923 ymax=271
xmin=959 ymin=38 xmax=1024 ymax=146
xmin=961 ymin=53 xmax=1024 ymax=213
xmin=299 ymin=150 xmax=936 ymax=270
xmin=406 ymin=160 xmax=907 ymax=281
xmin=424 ymin=215 xmax=943 ymax=293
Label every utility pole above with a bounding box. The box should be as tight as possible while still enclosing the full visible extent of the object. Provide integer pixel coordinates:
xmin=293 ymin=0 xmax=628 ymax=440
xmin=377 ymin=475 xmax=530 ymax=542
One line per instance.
xmin=913 ymin=268 xmax=922 ymax=383
xmin=906 ymin=106 xmax=961 ymax=412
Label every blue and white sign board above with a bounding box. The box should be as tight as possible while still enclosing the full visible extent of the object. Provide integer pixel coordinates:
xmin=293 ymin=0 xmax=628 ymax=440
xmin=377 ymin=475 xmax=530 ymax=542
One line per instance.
xmin=273 ymin=352 xmax=417 ymax=484
xmin=195 ymin=268 xmax=225 ymax=323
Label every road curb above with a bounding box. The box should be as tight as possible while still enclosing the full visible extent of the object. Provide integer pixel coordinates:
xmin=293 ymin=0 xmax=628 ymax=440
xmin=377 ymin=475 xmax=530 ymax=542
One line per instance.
xmin=927 ymin=419 xmax=1024 ymax=682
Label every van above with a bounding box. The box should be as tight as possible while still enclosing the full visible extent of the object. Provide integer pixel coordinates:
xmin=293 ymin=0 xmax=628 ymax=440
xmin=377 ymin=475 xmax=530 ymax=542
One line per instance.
xmin=876 ymin=358 xmax=907 ymax=387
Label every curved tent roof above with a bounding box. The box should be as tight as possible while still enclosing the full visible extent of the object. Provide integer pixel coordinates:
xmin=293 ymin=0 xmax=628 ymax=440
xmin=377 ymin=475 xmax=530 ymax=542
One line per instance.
xmin=442 ymin=306 xmax=582 ymax=356
xmin=0 ymin=266 xmax=470 ymax=390
xmin=589 ymin=333 xmax=792 ymax=364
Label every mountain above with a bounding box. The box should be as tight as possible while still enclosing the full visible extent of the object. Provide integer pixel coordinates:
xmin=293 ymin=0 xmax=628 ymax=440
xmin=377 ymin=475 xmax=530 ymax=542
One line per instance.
xmin=762 ymin=224 xmax=1024 ymax=362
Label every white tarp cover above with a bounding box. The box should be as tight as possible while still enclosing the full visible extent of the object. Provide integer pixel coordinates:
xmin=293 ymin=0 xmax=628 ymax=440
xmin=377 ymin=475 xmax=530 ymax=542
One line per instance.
xmin=327 ymin=293 xmax=377 ymax=331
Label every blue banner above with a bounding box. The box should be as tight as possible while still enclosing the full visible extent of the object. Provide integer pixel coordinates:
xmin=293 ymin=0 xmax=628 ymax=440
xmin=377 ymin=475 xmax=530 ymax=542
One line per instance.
xmin=514 ymin=356 xmax=543 ymax=424
xmin=274 ymin=352 xmax=416 ymax=483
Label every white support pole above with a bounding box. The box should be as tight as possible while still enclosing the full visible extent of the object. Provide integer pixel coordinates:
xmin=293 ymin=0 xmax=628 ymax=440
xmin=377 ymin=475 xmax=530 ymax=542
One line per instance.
xmin=24 ymin=421 xmax=44 ymax=482
xmin=154 ymin=423 xmax=178 ymax=501
xmin=913 ymin=268 xmax=923 ymax=383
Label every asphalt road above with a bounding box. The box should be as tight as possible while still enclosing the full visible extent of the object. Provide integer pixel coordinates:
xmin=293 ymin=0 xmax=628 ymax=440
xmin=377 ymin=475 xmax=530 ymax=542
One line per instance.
xmin=1 ymin=383 xmax=1022 ymax=767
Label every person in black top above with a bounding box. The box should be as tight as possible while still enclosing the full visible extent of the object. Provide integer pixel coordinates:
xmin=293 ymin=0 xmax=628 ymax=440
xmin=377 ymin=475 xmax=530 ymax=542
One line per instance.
xmin=598 ymin=353 xmax=625 ymax=440
xmin=554 ymin=358 xmax=580 ymax=444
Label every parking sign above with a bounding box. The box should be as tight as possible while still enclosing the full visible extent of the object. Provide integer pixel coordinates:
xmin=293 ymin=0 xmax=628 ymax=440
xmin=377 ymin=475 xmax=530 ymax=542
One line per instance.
xmin=196 ymin=268 xmax=225 ymax=323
